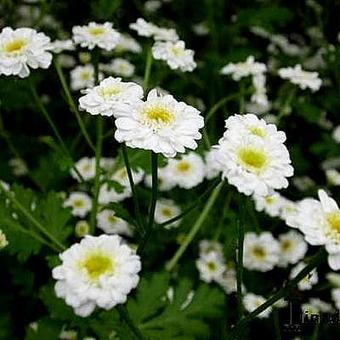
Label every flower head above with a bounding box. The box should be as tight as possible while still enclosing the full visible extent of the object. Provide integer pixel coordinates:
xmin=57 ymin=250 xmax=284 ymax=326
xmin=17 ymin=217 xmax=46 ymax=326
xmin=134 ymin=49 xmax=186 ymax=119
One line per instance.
xmin=52 ymin=235 xmax=141 ymax=317
xmin=71 ymin=157 xmax=96 ymax=182
xmin=290 ymin=261 xmax=318 ymax=290
xmin=97 ymin=209 xmax=133 ymax=236
xmin=243 ymin=293 xmax=272 ymax=318
xmin=70 ymin=65 xmax=102 ymax=91
xmin=154 ymin=198 xmax=181 ymax=228
xmin=64 ymin=192 xmax=92 ymax=217
xmin=196 ymin=251 xmax=226 ymax=283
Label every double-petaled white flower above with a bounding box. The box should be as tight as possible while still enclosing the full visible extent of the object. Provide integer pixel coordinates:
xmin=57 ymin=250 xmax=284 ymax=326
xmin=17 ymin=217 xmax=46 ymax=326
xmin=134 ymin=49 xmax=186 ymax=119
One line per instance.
xmin=278 ymin=64 xmax=322 ymax=91
xmin=52 ymin=235 xmax=141 ymax=317
xmin=287 ymin=189 xmax=340 ymax=270
xmin=72 ymin=22 xmax=120 ymax=51
xmin=0 ymin=27 xmax=52 ymax=78
xmin=97 ymin=209 xmax=133 ymax=236
xmin=70 ymin=65 xmax=101 ymax=91
xmin=114 ymin=89 xmax=204 ymax=158
xmin=63 ymin=192 xmax=92 ymax=218
xmin=215 ymin=114 xmax=293 ymax=196
xmin=196 ymin=251 xmax=226 ymax=283
xmin=154 ymin=198 xmax=181 ymax=228
xmin=71 ymin=157 xmax=96 ymax=182
xmin=152 ymin=40 xmax=196 ymax=72
xmin=102 ymin=58 xmax=135 ymax=78
xmin=79 ymin=77 xmax=143 ymax=117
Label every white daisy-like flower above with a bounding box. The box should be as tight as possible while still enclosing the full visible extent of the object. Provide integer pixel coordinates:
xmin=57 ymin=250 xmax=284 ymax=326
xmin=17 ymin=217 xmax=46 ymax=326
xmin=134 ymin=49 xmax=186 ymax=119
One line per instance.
xmin=52 ymin=234 xmax=141 ymax=317
xmin=114 ymin=89 xmax=204 ymax=158
xmin=278 ymin=64 xmax=322 ymax=91
xmin=79 ymin=77 xmax=143 ymax=117
xmin=97 ymin=209 xmax=133 ymax=236
xmin=253 ymin=191 xmax=285 ymax=217
xmin=287 ymin=189 xmax=340 ymax=270
xmin=331 ymin=288 xmax=340 ymax=310
xmin=115 ymin=34 xmax=141 ymax=53
xmin=144 ymin=166 xmax=176 ymax=191
xmin=48 ymin=39 xmax=74 ymax=53
xmin=243 ymin=293 xmax=272 ymax=318
xmin=204 ymin=149 xmax=222 ymax=180
xmin=326 ymin=169 xmax=340 ymax=186
xmin=9 ymin=158 xmax=28 ymax=177
xmin=277 ymin=231 xmax=308 ymax=267
xmin=154 ymin=198 xmax=181 ymax=228
xmin=0 ymin=27 xmax=52 ymax=78
xmin=72 ymin=22 xmax=120 ymax=51
xmin=196 ymin=251 xmax=226 ymax=283
xmin=99 ymin=157 xmax=116 ymax=172
xmin=63 ymin=192 xmax=92 ymax=218
xmin=129 ymin=18 xmax=158 ymax=38
xmin=199 ymin=240 xmax=224 ymax=259
xmin=163 ymin=152 xmax=205 ymax=189
xmin=71 ymin=157 xmax=96 ymax=182
xmin=216 ymin=268 xmax=237 ymax=294
xmin=75 ymin=220 xmax=90 ymax=238
xmin=152 ymin=40 xmax=196 ymax=72
xmin=220 ymin=56 xmax=266 ymax=81
xmin=243 ymin=232 xmax=280 ymax=272
xmin=215 ymin=114 xmax=293 ymax=196
xmin=0 ymin=229 xmax=9 ymax=249
xmin=290 ymin=261 xmax=318 ymax=290
xmin=332 ymin=125 xmax=340 ymax=143
xmin=70 ymin=65 xmax=98 ymax=91
xmin=102 ymin=58 xmax=135 ymax=78
xmin=98 ymin=167 xmax=144 ymax=204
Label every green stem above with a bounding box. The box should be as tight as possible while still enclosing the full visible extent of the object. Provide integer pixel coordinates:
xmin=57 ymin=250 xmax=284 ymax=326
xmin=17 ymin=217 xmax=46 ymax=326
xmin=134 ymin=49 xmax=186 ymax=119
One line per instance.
xmin=0 ymin=184 xmax=65 ymax=252
xmin=117 ymin=305 xmax=145 ymax=340
xmin=121 ymin=144 xmax=144 ymax=234
xmin=273 ymin=310 xmax=281 ymax=340
xmin=137 ymin=152 xmax=158 ymax=255
xmin=276 ymin=86 xmax=296 ymax=124
xmin=236 ymin=217 xmax=244 ymax=320
xmin=202 ymin=128 xmax=211 ymax=149
xmin=229 ymin=248 xmax=327 ymax=339
xmin=213 ymin=190 xmax=232 ymax=241
xmin=89 ymin=118 xmax=103 ymax=234
xmin=143 ymin=47 xmax=153 ymax=91
xmin=165 ymin=181 xmax=224 ymax=271
xmin=239 ymin=82 xmax=245 ymax=113
xmin=54 ymin=59 xmax=95 ymax=152
xmin=160 ymin=178 xmax=220 ymax=229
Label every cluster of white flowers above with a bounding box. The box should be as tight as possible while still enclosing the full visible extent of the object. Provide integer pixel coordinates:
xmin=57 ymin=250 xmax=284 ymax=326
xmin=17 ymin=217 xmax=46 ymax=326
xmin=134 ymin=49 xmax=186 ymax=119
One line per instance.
xmin=278 ymin=64 xmax=322 ymax=91
xmin=0 ymin=27 xmax=52 ymax=78
xmin=52 ymin=235 xmax=141 ymax=317
xmin=287 ymin=189 xmax=340 ymax=270
xmin=72 ymin=22 xmax=120 ymax=51
xmin=214 ymin=114 xmax=294 ymax=196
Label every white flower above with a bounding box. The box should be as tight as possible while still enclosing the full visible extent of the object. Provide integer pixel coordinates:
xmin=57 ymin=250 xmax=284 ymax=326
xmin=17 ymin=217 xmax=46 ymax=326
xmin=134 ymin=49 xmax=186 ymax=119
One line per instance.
xmin=98 ymin=167 xmax=144 ymax=204
xmin=52 ymin=234 xmax=141 ymax=317
xmin=103 ymin=58 xmax=135 ymax=77
xmin=278 ymin=231 xmax=308 ymax=267
xmin=243 ymin=232 xmax=280 ymax=272
xmin=79 ymin=77 xmax=143 ymax=117
xmin=243 ymin=293 xmax=272 ymax=318
xmin=287 ymin=189 xmax=340 ymax=270
xmin=220 ymin=56 xmax=266 ymax=81
xmin=144 ymin=166 xmax=176 ymax=191
xmin=306 ymin=298 xmax=333 ymax=313
xmin=253 ymin=191 xmax=285 ymax=217
xmin=97 ymin=209 xmax=132 ymax=236
xmin=215 ymin=114 xmax=293 ymax=196
xmin=196 ymin=251 xmax=226 ymax=283
xmin=331 ymin=288 xmax=340 ymax=310
xmin=115 ymin=34 xmax=141 ymax=53
xmin=9 ymin=158 xmax=28 ymax=177
xmin=75 ymin=220 xmax=90 ymax=238
xmin=70 ymin=65 xmax=97 ymax=91
xmin=199 ymin=240 xmax=224 ymax=259
xmin=332 ymin=125 xmax=340 ymax=143
xmin=71 ymin=157 xmax=96 ymax=182
xmin=152 ymin=40 xmax=196 ymax=72
xmin=245 ymin=101 xmax=271 ymax=115
xmin=326 ymin=169 xmax=340 ymax=186
xmin=0 ymin=229 xmax=9 ymax=249
xmin=64 ymin=192 xmax=92 ymax=218
xmin=204 ymin=149 xmax=222 ymax=179
xmin=153 ymin=27 xmax=179 ymax=42
xmin=163 ymin=152 xmax=205 ymax=189
xmin=0 ymin=27 xmax=52 ymax=78
xmin=251 ymin=73 xmax=268 ymax=106
xmin=48 ymin=39 xmax=74 ymax=53
xmin=216 ymin=268 xmax=237 ymax=294
xmin=326 ymin=272 xmax=340 ymax=287
xmin=290 ymin=262 xmax=318 ymax=290
xmin=114 ymin=89 xmax=204 ymax=158
xmin=278 ymin=64 xmax=322 ymax=91
xmin=72 ymin=22 xmax=120 ymax=51
xmin=154 ymin=198 xmax=181 ymax=228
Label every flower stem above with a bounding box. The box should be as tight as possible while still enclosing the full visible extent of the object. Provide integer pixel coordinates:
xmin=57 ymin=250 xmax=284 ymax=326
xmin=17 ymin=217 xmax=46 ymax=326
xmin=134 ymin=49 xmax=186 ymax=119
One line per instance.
xmin=143 ymin=47 xmax=153 ymax=91
xmin=121 ymin=144 xmax=144 ymax=235
xmin=229 ymin=248 xmax=327 ymax=339
xmin=0 ymin=184 xmax=65 ymax=252
xmin=236 ymin=216 xmax=244 ymax=321
xmin=117 ymin=305 xmax=145 ymax=340
xmin=276 ymin=86 xmax=296 ymax=124
xmin=165 ymin=181 xmax=224 ymax=271
xmin=137 ymin=152 xmax=158 ymax=255
xmin=239 ymin=82 xmax=245 ymax=113
xmin=54 ymin=59 xmax=95 ymax=152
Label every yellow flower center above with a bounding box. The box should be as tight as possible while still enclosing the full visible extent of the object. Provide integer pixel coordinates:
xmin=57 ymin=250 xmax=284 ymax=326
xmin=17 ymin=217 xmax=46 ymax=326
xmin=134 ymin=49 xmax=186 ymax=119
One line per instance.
xmin=161 ymin=207 xmax=173 ymax=218
xmin=4 ymin=38 xmax=27 ymax=54
xmin=108 ymin=214 xmax=118 ymax=224
xmin=171 ymin=45 xmax=184 ymax=57
xmin=281 ymin=240 xmax=292 ymax=251
xmin=265 ymin=196 xmax=276 ymax=204
xmin=99 ymin=85 xmax=122 ymax=97
xmin=143 ymin=105 xmax=174 ymax=125
xmin=252 ymin=246 xmax=266 ymax=259
xmin=88 ymin=27 xmax=106 ymax=36
xmin=237 ymin=147 xmax=268 ymax=173
xmin=326 ymin=212 xmax=340 ymax=243
xmin=81 ymin=252 xmax=114 ymax=282
xmin=207 ymin=261 xmax=217 ymax=271
xmin=73 ymin=199 xmax=84 ymax=208
xmin=176 ymin=161 xmax=191 ymax=173
xmin=249 ymin=126 xmax=266 ymax=137
xmin=80 ymin=71 xmax=91 ymax=80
